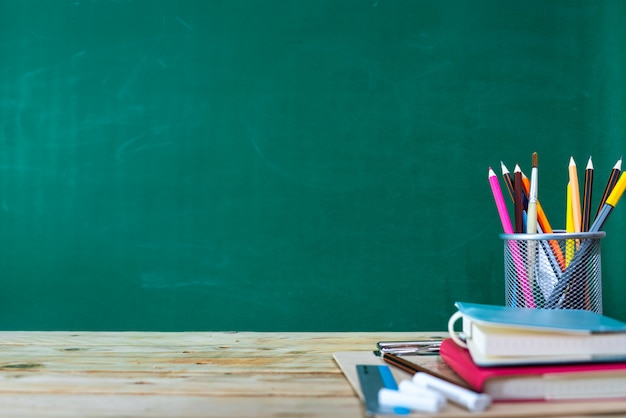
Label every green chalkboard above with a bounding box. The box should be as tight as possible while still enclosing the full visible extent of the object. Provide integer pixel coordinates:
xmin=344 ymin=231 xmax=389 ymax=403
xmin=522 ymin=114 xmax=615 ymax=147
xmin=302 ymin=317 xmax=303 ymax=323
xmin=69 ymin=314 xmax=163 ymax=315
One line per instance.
xmin=1 ymin=0 xmax=626 ymax=331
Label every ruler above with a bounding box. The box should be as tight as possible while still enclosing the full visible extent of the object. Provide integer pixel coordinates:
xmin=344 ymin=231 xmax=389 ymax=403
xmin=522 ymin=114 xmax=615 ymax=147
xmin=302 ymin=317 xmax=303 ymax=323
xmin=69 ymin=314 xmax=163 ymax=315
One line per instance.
xmin=356 ymin=364 xmax=409 ymax=415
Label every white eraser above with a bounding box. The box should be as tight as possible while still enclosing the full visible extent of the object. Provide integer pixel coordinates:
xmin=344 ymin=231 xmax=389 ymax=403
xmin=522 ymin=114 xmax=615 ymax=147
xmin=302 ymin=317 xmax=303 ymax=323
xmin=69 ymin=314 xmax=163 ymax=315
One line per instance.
xmin=378 ymin=388 xmax=445 ymax=413
xmin=412 ymin=372 xmax=492 ymax=412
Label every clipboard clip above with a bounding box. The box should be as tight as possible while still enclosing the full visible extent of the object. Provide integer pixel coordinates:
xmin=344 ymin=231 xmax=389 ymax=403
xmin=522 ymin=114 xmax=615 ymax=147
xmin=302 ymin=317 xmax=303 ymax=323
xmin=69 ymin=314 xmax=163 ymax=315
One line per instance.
xmin=377 ymin=338 xmax=443 ymax=356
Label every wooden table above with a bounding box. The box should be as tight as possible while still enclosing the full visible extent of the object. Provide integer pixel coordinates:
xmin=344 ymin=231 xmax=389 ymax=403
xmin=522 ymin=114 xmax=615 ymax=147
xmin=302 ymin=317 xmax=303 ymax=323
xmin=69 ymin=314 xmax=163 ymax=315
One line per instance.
xmin=0 ymin=331 xmax=409 ymax=417
xmin=0 ymin=331 xmax=625 ymax=417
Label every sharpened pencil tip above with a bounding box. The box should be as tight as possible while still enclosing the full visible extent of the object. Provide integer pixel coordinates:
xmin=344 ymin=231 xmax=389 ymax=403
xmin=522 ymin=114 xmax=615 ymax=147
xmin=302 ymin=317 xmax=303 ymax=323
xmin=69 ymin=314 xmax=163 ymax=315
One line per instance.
xmin=569 ymin=156 xmax=576 ymax=166
xmin=500 ymin=161 xmax=509 ymax=175
xmin=532 ymin=152 xmax=538 ymax=167
xmin=586 ymin=156 xmax=593 ymax=170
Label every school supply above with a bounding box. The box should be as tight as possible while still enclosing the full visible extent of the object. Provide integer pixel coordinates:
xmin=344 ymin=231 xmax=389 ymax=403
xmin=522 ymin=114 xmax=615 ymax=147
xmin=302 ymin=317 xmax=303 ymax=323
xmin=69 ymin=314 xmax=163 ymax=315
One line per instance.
xmin=527 ymin=152 xmax=539 ymax=234
xmin=447 ymin=302 xmax=626 ymax=366
xmin=595 ymin=156 xmax=622 ymax=218
xmin=440 ymin=338 xmax=626 ymax=401
xmin=489 ymin=167 xmax=535 ymax=307
xmin=503 ymin=231 xmax=604 ymax=312
xmin=376 ymin=338 xmax=443 ymax=355
xmin=356 ymin=364 xmax=448 ymax=414
xmin=356 ymin=364 xmax=408 ymax=415
xmin=334 ymin=350 xmax=626 ymax=415
xmin=582 ymin=156 xmax=594 ymax=232
xmin=493 ymin=155 xmax=625 ymax=310
xmin=568 ymin=156 xmax=582 ymax=233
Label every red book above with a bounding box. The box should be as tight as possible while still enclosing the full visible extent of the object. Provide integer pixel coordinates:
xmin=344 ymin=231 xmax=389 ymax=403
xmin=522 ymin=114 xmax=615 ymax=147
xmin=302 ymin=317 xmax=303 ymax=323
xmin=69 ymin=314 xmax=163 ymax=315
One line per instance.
xmin=440 ymin=338 xmax=626 ymax=401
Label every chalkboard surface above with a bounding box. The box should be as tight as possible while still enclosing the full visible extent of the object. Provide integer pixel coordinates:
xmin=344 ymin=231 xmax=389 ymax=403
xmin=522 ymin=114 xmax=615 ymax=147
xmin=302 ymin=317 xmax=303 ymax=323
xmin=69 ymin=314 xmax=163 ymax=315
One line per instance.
xmin=1 ymin=1 xmax=625 ymax=331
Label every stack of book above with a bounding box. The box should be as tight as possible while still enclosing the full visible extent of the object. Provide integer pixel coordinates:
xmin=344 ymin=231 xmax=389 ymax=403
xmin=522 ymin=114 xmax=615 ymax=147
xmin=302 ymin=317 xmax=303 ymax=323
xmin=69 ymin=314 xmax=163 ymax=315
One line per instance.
xmin=441 ymin=302 xmax=626 ymax=401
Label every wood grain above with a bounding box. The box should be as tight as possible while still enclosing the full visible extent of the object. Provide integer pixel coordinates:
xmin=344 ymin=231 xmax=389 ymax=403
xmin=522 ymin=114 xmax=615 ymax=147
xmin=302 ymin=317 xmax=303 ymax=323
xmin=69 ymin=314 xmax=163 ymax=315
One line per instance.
xmin=0 ymin=331 xmax=413 ymax=417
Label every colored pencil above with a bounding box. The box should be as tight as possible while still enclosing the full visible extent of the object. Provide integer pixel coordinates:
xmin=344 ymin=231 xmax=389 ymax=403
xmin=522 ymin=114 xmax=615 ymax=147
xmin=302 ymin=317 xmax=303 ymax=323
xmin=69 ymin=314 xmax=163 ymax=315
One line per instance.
xmin=582 ymin=157 xmax=594 ymax=232
xmin=514 ymin=164 xmax=524 ymax=233
xmin=489 ymin=168 xmax=535 ymax=307
xmin=502 ymin=162 xmax=529 ymax=210
xmin=568 ymin=157 xmax=582 ymax=233
xmin=500 ymin=161 xmax=515 ymax=203
xmin=548 ymin=172 xmax=626 ymax=309
xmin=565 ymin=182 xmax=575 ymax=266
xmin=526 ymin=153 xmax=538 ymax=234
xmin=590 ymin=171 xmax=626 ymax=232
xmin=488 ymin=168 xmax=513 ymax=234
xmin=594 ymin=156 xmax=622 ymax=219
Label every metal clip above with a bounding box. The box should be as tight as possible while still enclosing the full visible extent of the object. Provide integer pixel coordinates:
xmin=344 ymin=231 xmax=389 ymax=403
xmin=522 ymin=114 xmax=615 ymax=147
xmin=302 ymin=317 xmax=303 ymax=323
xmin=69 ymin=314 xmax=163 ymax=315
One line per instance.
xmin=377 ymin=337 xmax=444 ymax=355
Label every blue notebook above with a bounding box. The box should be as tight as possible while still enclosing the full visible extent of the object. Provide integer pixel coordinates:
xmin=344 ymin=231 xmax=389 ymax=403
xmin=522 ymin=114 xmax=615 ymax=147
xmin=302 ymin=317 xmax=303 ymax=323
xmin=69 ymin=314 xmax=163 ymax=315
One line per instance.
xmin=450 ymin=302 xmax=626 ymax=366
xmin=455 ymin=302 xmax=626 ymax=333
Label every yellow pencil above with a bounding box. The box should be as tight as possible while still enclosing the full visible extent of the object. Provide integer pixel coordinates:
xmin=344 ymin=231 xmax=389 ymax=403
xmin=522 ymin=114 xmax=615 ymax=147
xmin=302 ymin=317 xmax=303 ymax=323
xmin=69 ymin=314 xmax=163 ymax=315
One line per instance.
xmin=568 ymin=157 xmax=582 ymax=233
xmin=565 ymin=182 xmax=574 ymax=266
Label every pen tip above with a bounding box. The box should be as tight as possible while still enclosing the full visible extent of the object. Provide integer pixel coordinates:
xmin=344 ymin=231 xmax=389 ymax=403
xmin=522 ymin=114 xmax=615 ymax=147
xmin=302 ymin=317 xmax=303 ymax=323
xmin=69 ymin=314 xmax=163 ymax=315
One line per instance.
xmin=532 ymin=152 xmax=538 ymax=167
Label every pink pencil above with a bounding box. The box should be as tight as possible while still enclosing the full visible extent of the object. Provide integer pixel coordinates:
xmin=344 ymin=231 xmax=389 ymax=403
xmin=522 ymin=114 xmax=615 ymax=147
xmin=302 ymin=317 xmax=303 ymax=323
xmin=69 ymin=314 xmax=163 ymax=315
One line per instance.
xmin=489 ymin=168 xmax=535 ymax=308
xmin=489 ymin=167 xmax=514 ymax=233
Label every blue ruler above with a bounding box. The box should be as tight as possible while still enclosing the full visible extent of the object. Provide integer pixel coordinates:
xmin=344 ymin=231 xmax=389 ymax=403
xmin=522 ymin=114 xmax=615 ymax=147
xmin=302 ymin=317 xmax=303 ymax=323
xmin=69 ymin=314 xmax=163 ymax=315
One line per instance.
xmin=356 ymin=365 xmax=409 ymax=415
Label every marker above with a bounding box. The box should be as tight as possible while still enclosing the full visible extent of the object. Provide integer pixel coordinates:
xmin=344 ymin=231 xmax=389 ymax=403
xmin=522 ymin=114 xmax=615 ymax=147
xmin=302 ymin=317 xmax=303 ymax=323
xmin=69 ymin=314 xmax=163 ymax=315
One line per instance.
xmin=378 ymin=388 xmax=444 ymax=413
xmin=398 ymin=380 xmax=446 ymax=406
xmin=590 ymin=171 xmax=626 ymax=232
xmin=412 ymin=372 xmax=492 ymax=412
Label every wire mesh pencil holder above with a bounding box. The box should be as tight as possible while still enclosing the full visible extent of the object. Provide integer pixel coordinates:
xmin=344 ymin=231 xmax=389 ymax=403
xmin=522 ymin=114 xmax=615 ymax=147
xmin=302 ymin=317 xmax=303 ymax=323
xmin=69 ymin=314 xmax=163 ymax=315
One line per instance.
xmin=500 ymin=231 xmax=605 ymax=313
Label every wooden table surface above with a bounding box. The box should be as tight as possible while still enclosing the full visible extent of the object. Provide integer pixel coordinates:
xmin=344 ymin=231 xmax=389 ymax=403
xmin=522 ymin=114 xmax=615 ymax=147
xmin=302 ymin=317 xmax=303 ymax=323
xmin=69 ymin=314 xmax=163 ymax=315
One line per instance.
xmin=1 ymin=331 xmax=626 ymax=418
xmin=0 ymin=331 xmax=414 ymax=417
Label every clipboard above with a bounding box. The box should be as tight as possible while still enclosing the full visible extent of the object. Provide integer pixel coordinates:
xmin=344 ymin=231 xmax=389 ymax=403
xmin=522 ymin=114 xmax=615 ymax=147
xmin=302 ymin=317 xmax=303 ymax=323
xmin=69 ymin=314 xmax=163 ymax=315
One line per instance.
xmin=333 ymin=351 xmax=626 ymax=417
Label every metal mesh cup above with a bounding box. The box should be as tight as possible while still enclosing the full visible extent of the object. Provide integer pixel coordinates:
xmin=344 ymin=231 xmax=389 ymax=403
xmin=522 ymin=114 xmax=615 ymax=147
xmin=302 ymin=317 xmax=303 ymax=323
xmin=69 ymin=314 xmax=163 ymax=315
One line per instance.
xmin=500 ymin=231 xmax=605 ymax=313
